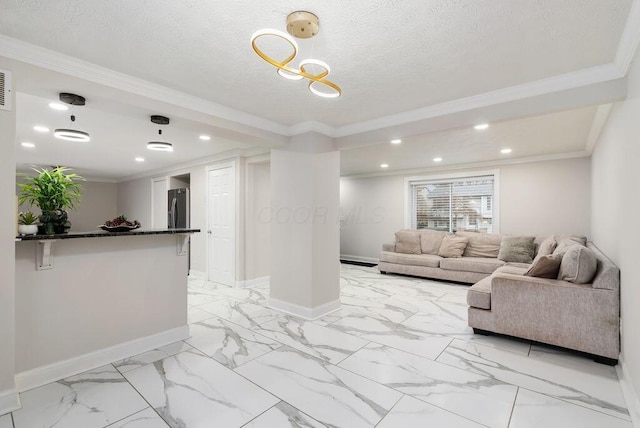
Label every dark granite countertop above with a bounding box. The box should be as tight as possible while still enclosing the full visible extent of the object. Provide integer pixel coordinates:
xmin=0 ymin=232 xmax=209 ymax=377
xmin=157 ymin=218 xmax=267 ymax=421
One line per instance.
xmin=16 ymin=228 xmax=200 ymax=241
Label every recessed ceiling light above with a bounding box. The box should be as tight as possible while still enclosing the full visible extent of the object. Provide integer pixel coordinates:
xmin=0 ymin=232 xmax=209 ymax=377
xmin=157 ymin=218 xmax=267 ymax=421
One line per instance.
xmin=135 ymin=157 xmax=145 ymax=162
xmin=199 ymin=135 xmax=211 ymax=141
xmin=380 ymin=163 xmax=389 ymax=168
xmin=474 ymin=123 xmax=489 ymax=130
xmin=501 ymin=148 xmax=512 ymax=154
xmin=33 ymin=125 xmax=50 ymax=133
xmin=48 ymin=102 xmax=69 ymax=111
xmin=21 ymin=142 xmax=35 ymax=148
xmin=433 ymin=157 xmax=443 ymax=162
xmin=390 ymin=139 xmax=402 ymax=144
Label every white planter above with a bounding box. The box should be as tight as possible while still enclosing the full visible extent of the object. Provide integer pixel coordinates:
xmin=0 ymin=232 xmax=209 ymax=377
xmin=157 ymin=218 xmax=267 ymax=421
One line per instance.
xmin=18 ymin=224 xmax=39 ymax=235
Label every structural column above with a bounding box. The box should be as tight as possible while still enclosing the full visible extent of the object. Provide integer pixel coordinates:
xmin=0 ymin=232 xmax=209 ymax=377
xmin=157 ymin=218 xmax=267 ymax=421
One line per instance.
xmin=269 ymin=132 xmax=341 ymax=319
xmin=0 ymin=64 xmax=18 ymax=414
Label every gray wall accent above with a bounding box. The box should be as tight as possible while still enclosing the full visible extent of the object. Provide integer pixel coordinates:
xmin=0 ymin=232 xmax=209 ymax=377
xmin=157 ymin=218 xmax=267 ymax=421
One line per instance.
xmin=340 ymin=157 xmax=591 ymax=260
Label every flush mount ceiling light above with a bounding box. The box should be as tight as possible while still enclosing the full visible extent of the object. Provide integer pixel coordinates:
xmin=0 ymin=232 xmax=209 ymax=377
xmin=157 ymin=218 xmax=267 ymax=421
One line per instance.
xmin=474 ymin=123 xmax=490 ymax=130
xmin=199 ymin=135 xmax=211 ymax=141
xmin=380 ymin=163 xmax=389 ymax=168
xmin=147 ymin=115 xmax=173 ymax=152
xmin=53 ymin=93 xmax=90 ymax=142
xmin=390 ymin=139 xmax=402 ymax=144
xmin=433 ymin=157 xmax=443 ymax=162
xmin=251 ymin=11 xmax=341 ymax=98
xmin=501 ymin=148 xmax=512 ymax=154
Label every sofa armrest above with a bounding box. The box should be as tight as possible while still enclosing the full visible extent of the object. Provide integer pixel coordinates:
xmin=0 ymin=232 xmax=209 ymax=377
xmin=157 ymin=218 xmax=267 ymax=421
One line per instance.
xmin=382 ymin=242 xmax=396 ymax=252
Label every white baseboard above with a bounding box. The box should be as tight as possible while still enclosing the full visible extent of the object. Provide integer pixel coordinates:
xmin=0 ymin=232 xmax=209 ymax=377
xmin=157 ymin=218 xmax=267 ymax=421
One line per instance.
xmin=0 ymin=388 xmax=20 ymax=416
xmin=617 ymin=356 xmax=640 ymax=427
xmin=236 ymin=276 xmax=270 ymax=288
xmin=340 ymin=254 xmax=379 ymax=264
xmin=268 ymin=297 xmax=341 ymax=320
xmin=15 ymin=325 xmax=190 ymax=393
xmin=188 ymin=270 xmax=207 ymax=280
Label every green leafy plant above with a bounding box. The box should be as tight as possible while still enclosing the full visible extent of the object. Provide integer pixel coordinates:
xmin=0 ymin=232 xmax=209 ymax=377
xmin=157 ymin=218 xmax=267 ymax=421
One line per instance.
xmin=18 ymin=166 xmax=85 ymax=212
xmin=18 ymin=211 xmax=39 ymax=225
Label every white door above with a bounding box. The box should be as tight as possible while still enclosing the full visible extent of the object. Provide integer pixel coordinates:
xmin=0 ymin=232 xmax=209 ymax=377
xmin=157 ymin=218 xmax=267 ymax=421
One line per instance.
xmin=207 ymin=165 xmax=235 ymax=286
xmin=151 ymin=177 xmax=168 ymax=229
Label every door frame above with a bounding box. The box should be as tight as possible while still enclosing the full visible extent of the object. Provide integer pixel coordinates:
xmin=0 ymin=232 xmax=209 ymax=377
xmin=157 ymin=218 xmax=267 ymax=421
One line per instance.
xmin=151 ymin=176 xmax=169 ymax=229
xmin=205 ymin=161 xmax=237 ymax=285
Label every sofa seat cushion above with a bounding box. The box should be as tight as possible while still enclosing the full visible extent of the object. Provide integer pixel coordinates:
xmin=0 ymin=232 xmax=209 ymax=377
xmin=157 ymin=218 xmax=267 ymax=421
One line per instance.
xmin=495 ymin=265 xmax=530 ymax=275
xmin=379 ymin=251 xmax=442 ymax=268
xmin=467 ymin=276 xmax=492 ymax=309
xmin=440 ymin=257 xmax=506 ymax=274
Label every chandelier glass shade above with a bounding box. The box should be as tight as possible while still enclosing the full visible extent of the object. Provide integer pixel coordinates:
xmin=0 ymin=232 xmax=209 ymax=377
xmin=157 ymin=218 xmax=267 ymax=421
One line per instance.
xmin=250 ymin=28 xmax=341 ymax=98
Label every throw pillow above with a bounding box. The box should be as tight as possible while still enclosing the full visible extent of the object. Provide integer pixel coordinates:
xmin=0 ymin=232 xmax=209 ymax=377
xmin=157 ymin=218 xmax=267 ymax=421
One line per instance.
xmin=395 ymin=231 xmax=422 ymax=254
xmin=498 ymin=236 xmax=536 ymax=263
xmin=553 ymin=236 xmax=587 ymax=257
xmin=558 ymin=245 xmax=598 ymax=284
xmin=420 ymin=230 xmax=451 ymax=255
xmin=438 ymin=235 xmax=469 ymax=258
xmin=525 ymin=254 xmax=563 ymax=279
xmin=455 ymin=231 xmax=502 ymax=258
xmin=536 ymin=236 xmax=557 ymax=257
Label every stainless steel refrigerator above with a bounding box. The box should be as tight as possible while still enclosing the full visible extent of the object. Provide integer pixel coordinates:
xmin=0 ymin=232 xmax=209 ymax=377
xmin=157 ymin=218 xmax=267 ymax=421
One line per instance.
xmin=168 ymin=188 xmax=190 ymax=229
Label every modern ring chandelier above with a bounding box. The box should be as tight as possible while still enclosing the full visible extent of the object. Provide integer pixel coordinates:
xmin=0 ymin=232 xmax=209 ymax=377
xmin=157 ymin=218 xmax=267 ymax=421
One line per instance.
xmin=250 ymin=11 xmax=341 ymax=98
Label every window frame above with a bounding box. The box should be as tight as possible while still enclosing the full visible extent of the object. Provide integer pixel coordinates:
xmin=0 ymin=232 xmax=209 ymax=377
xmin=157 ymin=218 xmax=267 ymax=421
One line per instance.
xmin=403 ymin=169 xmax=500 ymax=233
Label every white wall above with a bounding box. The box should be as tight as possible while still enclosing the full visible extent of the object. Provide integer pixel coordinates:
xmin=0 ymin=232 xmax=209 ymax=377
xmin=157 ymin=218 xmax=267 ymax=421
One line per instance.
xmin=340 ymin=157 xmax=591 ymax=260
xmin=117 ymin=177 xmax=152 ymax=229
xmin=245 ymin=162 xmax=270 ymax=280
xmin=591 ymin=49 xmax=640 ymax=416
xmin=68 ymin=181 xmax=118 ymax=231
xmin=0 ymin=76 xmax=17 ymax=412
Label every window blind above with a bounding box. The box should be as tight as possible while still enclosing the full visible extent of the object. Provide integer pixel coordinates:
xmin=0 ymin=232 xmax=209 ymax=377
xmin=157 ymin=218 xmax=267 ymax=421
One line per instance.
xmin=410 ymin=176 xmax=494 ymax=233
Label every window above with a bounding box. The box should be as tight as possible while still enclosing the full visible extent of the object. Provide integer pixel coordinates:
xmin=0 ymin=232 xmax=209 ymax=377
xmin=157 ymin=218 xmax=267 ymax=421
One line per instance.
xmin=405 ymin=171 xmax=499 ymax=233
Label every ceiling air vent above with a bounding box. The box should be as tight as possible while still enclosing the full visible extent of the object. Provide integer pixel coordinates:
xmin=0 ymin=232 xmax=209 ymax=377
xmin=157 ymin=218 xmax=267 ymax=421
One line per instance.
xmin=0 ymin=69 xmax=12 ymax=111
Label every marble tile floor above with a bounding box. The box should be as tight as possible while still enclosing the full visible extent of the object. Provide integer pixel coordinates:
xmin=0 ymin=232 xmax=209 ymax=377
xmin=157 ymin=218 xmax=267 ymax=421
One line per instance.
xmin=3 ymin=264 xmax=633 ymax=427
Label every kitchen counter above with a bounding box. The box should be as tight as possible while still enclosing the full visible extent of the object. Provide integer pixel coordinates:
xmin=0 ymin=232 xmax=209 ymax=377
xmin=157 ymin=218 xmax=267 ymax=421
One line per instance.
xmin=14 ymin=229 xmax=198 ymax=391
xmin=16 ymin=228 xmax=200 ymax=240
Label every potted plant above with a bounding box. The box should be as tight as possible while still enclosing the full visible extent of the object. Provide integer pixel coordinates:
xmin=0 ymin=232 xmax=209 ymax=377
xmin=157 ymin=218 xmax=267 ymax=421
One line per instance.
xmin=18 ymin=211 xmax=39 ymax=235
xmin=18 ymin=166 xmax=84 ymax=235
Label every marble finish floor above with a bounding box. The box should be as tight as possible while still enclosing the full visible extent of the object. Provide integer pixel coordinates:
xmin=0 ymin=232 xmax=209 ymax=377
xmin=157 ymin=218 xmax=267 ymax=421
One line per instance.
xmin=3 ymin=264 xmax=633 ymax=427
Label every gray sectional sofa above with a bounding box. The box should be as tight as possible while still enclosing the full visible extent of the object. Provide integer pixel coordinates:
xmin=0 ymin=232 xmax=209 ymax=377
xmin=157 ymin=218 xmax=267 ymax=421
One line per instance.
xmin=378 ymin=230 xmax=621 ymax=363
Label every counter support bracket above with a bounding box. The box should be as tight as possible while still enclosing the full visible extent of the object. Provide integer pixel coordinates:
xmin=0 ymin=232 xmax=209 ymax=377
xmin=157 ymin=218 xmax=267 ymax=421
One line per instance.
xmin=177 ymin=234 xmax=189 ymax=256
xmin=37 ymin=240 xmax=56 ymax=270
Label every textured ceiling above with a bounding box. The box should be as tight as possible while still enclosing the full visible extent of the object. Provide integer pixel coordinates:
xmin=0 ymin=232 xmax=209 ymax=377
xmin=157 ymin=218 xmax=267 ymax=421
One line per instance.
xmin=340 ymin=106 xmax=597 ymax=176
xmin=0 ymin=0 xmax=631 ymax=127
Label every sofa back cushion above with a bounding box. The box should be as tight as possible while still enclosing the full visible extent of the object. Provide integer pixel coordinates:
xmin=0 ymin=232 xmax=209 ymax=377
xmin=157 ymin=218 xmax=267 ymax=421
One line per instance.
xmin=536 ymin=236 xmax=557 ymax=257
xmin=438 ymin=235 xmax=469 ymax=258
xmin=553 ymin=236 xmax=587 ymax=257
xmin=557 ymin=245 xmax=597 ymax=284
xmin=420 ymin=229 xmax=451 ymax=255
xmin=498 ymin=236 xmax=536 ymax=263
xmin=525 ymin=253 xmax=563 ymax=278
xmin=395 ymin=231 xmax=422 ymax=254
xmin=455 ymin=231 xmax=502 ymax=258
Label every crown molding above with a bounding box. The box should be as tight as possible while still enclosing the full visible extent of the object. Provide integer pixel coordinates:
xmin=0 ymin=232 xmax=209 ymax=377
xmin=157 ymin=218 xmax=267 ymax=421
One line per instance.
xmin=333 ymin=64 xmax=623 ymax=139
xmin=615 ymin=0 xmax=640 ymax=74
xmin=287 ymin=121 xmax=337 ymax=138
xmin=340 ymin=151 xmax=590 ymax=180
xmin=0 ymin=35 xmax=289 ymax=136
xmin=586 ymin=103 xmax=614 ymax=154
